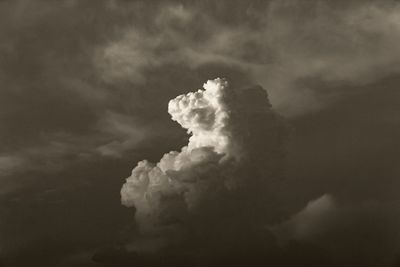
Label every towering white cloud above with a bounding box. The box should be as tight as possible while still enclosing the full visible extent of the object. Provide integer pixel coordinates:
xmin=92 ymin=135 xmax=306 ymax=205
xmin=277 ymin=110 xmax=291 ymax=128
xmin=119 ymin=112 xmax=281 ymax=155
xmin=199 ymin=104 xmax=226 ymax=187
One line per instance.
xmin=168 ymin=79 xmax=233 ymax=155
xmin=121 ymin=78 xmax=287 ymax=243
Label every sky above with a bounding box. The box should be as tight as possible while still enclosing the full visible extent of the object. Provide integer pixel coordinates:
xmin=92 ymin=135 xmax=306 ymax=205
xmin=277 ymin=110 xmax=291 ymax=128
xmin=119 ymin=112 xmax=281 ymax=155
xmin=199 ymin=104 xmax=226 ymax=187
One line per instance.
xmin=0 ymin=0 xmax=400 ymax=266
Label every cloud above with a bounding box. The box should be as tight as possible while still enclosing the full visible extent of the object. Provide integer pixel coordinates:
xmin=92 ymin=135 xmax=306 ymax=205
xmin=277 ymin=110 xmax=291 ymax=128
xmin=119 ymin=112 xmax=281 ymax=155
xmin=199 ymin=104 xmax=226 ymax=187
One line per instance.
xmin=272 ymin=194 xmax=337 ymax=244
xmin=96 ymin=1 xmax=400 ymax=116
xmin=96 ymin=111 xmax=153 ymax=158
xmin=273 ymin=194 xmax=400 ymax=266
xmin=1 ymin=1 xmax=400 ymax=264
xmin=120 ymin=78 xmax=288 ymax=260
xmin=0 ymin=156 xmax=25 ymax=177
xmin=121 ymin=79 xmax=238 ymax=227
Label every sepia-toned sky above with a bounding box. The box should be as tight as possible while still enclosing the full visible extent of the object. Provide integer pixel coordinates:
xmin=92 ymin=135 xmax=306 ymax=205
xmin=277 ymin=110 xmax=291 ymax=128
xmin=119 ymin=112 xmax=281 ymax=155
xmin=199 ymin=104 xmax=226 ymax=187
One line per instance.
xmin=1 ymin=0 xmax=400 ymax=266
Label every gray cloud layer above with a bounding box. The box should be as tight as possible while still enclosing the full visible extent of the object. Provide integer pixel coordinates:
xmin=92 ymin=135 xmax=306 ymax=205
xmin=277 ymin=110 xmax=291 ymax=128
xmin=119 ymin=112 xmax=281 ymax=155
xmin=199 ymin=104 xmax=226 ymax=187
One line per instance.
xmin=96 ymin=1 xmax=400 ymax=115
xmin=1 ymin=0 xmax=400 ymax=266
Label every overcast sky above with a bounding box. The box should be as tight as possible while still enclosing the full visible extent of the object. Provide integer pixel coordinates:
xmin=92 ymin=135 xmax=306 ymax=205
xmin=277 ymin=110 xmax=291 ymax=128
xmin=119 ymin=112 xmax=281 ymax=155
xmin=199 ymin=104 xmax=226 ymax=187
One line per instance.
xmin=1 ymin=1 xmax=400 ymax=266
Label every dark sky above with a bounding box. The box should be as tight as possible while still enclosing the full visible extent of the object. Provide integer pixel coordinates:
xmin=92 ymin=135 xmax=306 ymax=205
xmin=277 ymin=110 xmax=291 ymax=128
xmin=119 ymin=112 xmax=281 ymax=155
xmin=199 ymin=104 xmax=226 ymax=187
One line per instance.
xmin=1 ymin=0 xmax=400 ymax=266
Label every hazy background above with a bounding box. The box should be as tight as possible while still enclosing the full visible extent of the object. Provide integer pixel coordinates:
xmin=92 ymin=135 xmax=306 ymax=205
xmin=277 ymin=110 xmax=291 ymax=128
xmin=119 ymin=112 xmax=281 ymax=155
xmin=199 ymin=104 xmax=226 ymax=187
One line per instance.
xmin=1 ymin=0 xmax=400 ymax=266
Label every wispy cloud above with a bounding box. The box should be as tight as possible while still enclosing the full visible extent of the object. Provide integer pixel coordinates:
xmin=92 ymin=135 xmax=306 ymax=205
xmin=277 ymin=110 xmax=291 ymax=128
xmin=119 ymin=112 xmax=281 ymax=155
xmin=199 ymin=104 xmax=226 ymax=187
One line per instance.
xmin=96 ymin=1 xmax=400 ymax=115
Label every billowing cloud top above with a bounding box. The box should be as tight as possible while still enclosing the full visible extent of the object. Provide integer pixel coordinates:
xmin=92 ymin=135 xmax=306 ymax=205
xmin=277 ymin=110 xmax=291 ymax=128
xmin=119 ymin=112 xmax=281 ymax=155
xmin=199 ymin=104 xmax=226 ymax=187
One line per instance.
xmin=168 ymin=78 xmax=234 ymax=155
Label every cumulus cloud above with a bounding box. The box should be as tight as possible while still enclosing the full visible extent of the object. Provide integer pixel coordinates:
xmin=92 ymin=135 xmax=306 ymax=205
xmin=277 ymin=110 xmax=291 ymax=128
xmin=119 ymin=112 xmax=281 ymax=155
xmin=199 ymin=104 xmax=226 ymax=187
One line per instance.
xmin=120 ymin=78 xmax=287 ymax=255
